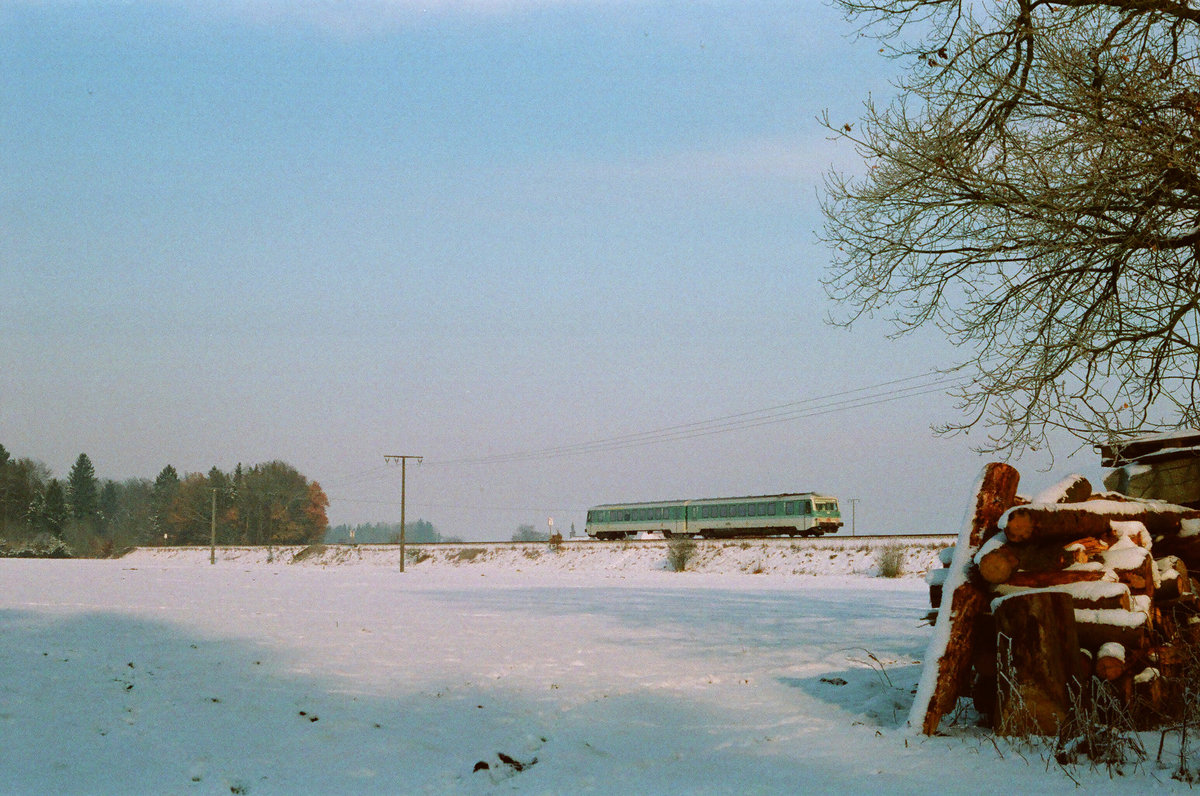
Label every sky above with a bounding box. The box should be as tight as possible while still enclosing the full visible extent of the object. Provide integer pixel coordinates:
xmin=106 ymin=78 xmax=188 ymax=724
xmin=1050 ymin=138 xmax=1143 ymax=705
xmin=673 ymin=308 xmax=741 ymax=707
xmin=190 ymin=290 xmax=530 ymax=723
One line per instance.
xmin=0 ymin=0 xmax=1111 ymax=541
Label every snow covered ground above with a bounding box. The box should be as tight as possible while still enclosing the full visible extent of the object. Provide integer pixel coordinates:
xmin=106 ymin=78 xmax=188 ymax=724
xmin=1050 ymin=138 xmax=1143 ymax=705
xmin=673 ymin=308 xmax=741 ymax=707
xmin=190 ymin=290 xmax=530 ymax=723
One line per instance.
xmin=0 ymin=542 xmax=1190 ymax=794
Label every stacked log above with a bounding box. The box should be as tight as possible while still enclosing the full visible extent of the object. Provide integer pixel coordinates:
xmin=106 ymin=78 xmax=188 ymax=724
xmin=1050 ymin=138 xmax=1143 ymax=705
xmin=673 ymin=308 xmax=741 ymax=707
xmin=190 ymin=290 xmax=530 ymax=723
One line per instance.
xmin=913 ymin=468 xmax=1200 ymax=736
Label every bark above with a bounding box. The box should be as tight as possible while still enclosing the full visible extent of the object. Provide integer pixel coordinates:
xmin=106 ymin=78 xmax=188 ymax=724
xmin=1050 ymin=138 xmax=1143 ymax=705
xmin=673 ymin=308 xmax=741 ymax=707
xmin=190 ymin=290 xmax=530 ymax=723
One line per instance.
xmin=1155 ymin=555 xmax=1191 ymax=601
xmin=913 ymin=462 xmax=1020 ymax=735
xmin=994 ymin=592 xmax=1079 ymax=736
xmin=1074 ymin=610 xmax=1149 ymax=652
xmin=1003 ymin=505 xmax=1200 ymax=544
xmin=1095 ymin=645 xmax=1126 ymax=682
xmin=1004 ymin=568 xmax=1112 ymax=588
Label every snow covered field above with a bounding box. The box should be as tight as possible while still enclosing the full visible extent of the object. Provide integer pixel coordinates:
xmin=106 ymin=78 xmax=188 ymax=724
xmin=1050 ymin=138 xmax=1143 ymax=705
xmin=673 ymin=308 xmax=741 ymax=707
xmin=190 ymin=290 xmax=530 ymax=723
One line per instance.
xmin=0 ymin=545 xmax=1188 ymax=794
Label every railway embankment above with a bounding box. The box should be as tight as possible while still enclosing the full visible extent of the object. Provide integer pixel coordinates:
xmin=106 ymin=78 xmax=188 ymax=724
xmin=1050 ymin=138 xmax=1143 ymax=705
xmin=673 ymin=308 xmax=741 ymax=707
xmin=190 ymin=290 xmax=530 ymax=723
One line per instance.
xmin=121 ymin=535 xmax=953 ymax=577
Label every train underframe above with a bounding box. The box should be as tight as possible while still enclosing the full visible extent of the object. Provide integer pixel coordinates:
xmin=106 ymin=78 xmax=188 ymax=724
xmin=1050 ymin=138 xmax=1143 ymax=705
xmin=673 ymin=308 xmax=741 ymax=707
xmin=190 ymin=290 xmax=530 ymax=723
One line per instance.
xmin=591 ymin=524 xmax=838 ymax=541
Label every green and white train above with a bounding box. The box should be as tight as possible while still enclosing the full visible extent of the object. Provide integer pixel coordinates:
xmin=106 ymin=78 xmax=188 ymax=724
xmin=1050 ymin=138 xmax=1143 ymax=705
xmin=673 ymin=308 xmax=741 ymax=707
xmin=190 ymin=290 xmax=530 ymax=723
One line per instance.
xmin=585 ymin=493 xmax=843 ymax=540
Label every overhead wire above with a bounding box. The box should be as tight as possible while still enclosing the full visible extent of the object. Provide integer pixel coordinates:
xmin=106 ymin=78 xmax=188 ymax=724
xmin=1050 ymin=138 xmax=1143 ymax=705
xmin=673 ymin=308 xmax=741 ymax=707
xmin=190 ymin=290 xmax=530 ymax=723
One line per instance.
xmin=422 ymin=369 xmax=964 ymax=468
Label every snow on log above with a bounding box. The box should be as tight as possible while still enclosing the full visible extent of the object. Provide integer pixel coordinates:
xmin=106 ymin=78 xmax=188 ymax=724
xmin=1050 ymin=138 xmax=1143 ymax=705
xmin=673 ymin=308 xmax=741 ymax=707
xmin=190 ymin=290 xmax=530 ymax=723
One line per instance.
xmin=1100 ymin=540 xmax=1156 ymax=595
xmin=1032 ymin=474 xmax=1092 ymax=504
xmin=1110 ymin=520 xmax=1152 ymax=549
xmin=1095 ymin=642 xmax=1126 ymax=681
xmin=976 ymin=537 xmax=1091 ymax=585
xmin=1147 ymin=533 xmax=1200 ymax=574
xmin=1063 ymin=536 xmax=1109 ymax=558
xmin=1003 ymin=565 xmax=1115 ymax=589
xmin=991 ymin=580 xmax=1132 ymax=611
xmin=1155 ymin=556 xmax=1190 ymax=601
xmin=909 ymin=462 xmax=1020 ymax=736
xmin=994 ymin=591 xmax=1079 ymax=735
xmin=976 ymin=536 xmax=1020 ymax=584
xmin=1074 ymin=607 xmax=1150 ymax=652
xmin=1000 ymin=502 xmax=1200 ymax=545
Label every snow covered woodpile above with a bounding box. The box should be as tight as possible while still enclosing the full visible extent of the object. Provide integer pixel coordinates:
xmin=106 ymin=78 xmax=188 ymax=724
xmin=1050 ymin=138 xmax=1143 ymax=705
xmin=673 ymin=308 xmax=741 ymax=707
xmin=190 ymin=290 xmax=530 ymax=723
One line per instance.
xmin=911 ymin=464 xmax=1200 ymax=736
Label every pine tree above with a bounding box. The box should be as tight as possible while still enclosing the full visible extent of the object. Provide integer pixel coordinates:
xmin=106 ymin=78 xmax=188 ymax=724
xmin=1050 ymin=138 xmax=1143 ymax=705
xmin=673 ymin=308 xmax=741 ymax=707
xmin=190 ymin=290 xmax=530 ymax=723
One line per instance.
xmin=41 ymin=479 xmax=68 ymax=537
xmin=152 ymin=465 xmax=180 ymax=542
xmin=67 ymin=453 xmax=99 ymax=522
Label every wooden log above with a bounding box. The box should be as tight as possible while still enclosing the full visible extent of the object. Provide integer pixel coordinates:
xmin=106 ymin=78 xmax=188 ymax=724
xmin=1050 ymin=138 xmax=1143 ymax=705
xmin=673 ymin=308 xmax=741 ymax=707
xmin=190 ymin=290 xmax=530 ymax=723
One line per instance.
xmin=977 ymin=543 xmax=1020 ymax=584
xmin=1003 ymin=567 xmax=1114 ymax=588
xmin=1063 ymin=536 xmax=1109 ymax=559
xmin=1094 ymin=642 xmax=1126 ymax=681
xmin=1074 ymin=608 xmax=1149 ymax=652
xmin=1032 ymin=474 xmax=1093 ymax=504
xmin=994 ymin=591 xmax=1079 ymax=735
xmin=1001 ymin=503 xmax=1200 ymax=545
xmin=976 ymin=534 xmax=1095 ymax=585
xmin=910 ymin=462 xmax=1020 ymax=736
xmin=1101 ymin=543 xmax=1156 ymax=596
xmin=1109 ymin=520 xmax=1153 ymax=549
xmin=1147 ymin=534 xmax=1200 ymax=575
xmin=992 ymin=582 xmax=1132 ymax=614
xmin=1156 ymin=555 xmax=1191 ymax=601
xmin=1131 ymin=667 xmax=1182 ymax=729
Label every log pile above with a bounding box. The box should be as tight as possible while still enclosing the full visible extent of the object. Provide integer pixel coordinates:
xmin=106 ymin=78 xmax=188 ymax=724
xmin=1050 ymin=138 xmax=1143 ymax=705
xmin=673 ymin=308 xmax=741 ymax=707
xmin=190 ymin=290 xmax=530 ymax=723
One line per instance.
xmin=911 ymin=466 xmax=1200 ymax=736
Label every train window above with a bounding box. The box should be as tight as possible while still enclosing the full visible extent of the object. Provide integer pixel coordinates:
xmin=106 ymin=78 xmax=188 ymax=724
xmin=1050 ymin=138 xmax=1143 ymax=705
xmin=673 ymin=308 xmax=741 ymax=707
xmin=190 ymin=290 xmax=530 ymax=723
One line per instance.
xmin=768 ymin=503 xmax=777 ymax=516
xmin=737 ymin=504 xmax=747 ymax=517
xmin=802 ymin=500 xmax=812 ymax=514
xmin=784 ymin=501 xmax=794 ymax=515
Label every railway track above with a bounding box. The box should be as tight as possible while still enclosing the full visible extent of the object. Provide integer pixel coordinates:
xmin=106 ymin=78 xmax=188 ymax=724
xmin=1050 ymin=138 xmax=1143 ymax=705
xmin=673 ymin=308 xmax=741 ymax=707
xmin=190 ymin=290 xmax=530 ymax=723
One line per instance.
xmin=147 ymin=533 xmax=955 ymax=557
xmin=407 ymin=533 xmax=954 ymax=546
xmin=158 ymin=534 xmax=955 ymax=555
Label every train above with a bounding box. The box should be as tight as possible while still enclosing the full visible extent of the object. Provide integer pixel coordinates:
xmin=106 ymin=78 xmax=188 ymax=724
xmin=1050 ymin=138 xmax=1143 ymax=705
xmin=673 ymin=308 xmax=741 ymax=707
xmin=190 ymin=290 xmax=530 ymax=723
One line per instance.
xmin=585 ymin=492 xmax=843 ymax=540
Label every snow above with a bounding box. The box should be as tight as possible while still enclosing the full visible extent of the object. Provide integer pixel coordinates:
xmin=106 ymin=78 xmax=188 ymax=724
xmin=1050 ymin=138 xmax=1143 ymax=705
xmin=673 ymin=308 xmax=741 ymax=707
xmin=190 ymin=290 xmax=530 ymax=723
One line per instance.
xmin=1074 ymin=608 xmax=1149 ymax=629
xmin=1181 ymin=518 xmax=1200 ymax=538
xmin=1031 ymin=474 xmax=1086 ymax=504
xmin=0 ymin=542 xmax=1191 ymax=793
xmin=1100 ymin=540 xmax=1150 ymax=572
xmin=1110 ymin=520 xmax=1152 ymax=549
xmin=1098 ymin=642 xmax=1126 ymax=663
xmin=991 ymin=580 xmax=1129 ymax=604
xmin=972 ymin=532 xmax=1008 ymax=565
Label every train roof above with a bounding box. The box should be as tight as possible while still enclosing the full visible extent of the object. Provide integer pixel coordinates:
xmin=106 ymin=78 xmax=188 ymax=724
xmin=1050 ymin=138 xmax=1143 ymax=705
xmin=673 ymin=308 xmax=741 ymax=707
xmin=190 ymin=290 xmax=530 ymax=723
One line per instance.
xmin=589 ymin=492 xmax=837 ymax=510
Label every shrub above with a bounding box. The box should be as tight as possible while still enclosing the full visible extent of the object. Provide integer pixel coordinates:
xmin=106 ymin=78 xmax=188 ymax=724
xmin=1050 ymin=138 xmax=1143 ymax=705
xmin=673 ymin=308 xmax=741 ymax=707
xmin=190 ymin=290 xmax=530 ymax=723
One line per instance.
xmin=666 ymin=537 xmax=697 ymax=572
xmin=291 ymin=543 xmax=326 ymax=563
xmin=454 ymin=547 xmax=486 ymax=562
xmin=875 ymin=545 xmax=905 ymax=578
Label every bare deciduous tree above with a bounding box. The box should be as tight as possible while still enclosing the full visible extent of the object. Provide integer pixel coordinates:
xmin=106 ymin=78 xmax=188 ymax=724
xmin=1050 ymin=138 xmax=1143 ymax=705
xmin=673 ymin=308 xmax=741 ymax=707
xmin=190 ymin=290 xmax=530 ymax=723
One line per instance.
xmin=821 ymin=0 xmax=1200 ymax=456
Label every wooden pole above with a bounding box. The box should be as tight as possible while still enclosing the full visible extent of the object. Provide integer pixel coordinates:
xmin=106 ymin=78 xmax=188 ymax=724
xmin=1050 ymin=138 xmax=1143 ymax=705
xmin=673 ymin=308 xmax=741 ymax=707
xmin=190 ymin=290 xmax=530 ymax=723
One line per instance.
xmin=384 ymin=455 xmax=422 ymax=572
xmin=210 ymin=488 xmax=217 ymax=565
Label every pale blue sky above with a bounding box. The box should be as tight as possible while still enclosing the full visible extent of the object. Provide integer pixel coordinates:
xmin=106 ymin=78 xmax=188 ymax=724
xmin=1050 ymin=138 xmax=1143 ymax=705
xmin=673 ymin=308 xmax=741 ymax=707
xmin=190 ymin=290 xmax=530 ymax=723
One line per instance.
xmin=1 ymin=1 xmax=1108 ymax=539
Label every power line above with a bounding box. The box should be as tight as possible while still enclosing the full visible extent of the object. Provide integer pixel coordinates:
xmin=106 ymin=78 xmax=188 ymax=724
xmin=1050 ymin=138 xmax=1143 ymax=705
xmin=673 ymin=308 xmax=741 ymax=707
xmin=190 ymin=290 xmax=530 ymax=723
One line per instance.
xmin=423 ymin=370 xmax=963 ymax=468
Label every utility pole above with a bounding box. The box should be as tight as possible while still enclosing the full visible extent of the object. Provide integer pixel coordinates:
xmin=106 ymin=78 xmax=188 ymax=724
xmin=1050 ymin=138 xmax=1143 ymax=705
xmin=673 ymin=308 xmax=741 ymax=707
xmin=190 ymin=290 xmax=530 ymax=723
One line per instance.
xmin=210 ymin=488 xmax=218 ymax=565
xmin=384 ymin=455 xmax=423 ymax=572
xmin=848 ymin=498 xmax=860 ymax=536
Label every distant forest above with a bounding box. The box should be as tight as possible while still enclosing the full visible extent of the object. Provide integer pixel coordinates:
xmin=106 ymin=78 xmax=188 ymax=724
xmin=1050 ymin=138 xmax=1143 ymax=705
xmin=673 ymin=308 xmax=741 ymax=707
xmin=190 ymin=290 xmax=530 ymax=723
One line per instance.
xmin=325 ymin=520 xmax=461 ymax=545
xmin=0 ymin=444 xmax=329 ymax=557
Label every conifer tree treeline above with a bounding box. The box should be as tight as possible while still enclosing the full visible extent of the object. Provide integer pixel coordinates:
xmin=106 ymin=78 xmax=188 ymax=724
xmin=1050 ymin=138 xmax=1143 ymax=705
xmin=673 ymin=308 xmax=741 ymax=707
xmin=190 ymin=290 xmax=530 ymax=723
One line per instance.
xmin=0 ymin=444 xmax=329 ymax=555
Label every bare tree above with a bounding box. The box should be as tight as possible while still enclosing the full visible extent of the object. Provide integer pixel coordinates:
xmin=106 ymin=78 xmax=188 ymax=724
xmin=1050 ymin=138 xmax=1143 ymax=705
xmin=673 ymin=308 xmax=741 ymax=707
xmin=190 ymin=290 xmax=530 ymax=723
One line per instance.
xmin=821 ymin=0 xmax=1200 ymax=457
